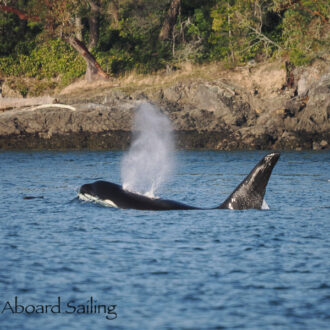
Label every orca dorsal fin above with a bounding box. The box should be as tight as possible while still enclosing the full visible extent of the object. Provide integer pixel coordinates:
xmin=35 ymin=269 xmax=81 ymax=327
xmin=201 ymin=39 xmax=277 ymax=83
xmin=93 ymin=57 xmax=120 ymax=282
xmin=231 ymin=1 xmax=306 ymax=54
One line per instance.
xmin=218 ymin=153 xmax=280 ymax=210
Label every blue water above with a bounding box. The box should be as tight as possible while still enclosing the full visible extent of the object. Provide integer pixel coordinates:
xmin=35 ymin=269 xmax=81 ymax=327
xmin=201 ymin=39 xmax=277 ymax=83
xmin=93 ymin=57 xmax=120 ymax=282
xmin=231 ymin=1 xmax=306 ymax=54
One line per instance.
xmin=0 ymin=151 xmax=329 ymax=329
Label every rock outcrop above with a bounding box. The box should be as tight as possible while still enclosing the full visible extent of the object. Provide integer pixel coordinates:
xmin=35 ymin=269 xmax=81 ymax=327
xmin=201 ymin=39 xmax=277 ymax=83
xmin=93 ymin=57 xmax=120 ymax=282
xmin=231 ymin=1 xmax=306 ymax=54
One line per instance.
xmin=0 ymin=60 xmax=329 ymax=150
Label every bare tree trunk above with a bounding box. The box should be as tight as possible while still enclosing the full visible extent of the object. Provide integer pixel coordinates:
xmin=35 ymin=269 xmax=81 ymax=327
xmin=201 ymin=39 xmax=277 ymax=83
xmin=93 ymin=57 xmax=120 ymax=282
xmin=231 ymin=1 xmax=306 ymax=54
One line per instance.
xmin=109 ymin=0 xmax=119 ymax=28
xmin=75 ymin=17 xmax=83 ymax=41
xmin=88 ymin=0 xmax=100 ymax=50
xmin=67 ymin=37 xmax=108 ymax=81
xmin=159 ymin=0 xmax=181 ymax=41
xmin=227 ymin=1 xmax=234 ymax=62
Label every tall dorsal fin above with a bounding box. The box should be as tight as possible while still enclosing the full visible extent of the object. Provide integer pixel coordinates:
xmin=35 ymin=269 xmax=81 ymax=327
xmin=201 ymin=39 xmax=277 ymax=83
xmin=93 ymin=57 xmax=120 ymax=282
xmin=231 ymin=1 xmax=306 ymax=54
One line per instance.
xmin=218 ymin=153 xmax=280 ymax=210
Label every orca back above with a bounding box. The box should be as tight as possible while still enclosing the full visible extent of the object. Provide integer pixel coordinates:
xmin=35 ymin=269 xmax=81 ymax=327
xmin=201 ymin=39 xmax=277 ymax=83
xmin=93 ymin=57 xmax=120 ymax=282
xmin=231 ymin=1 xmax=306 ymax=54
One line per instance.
xmin=79 ymin=153 xmax=280 ymax=211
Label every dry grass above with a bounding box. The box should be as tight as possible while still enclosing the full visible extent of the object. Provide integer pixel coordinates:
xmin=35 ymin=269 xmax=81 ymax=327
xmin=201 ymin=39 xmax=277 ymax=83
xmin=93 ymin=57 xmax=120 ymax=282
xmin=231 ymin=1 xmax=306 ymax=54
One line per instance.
xmin=59 ymin=79 xmax=116 ymax=95
xmin=59 ymin=61 xmax=230 ymax=97
xmin=20 ymin=60 xmax=288 ymax=101
xmin=118 ymin=61 xmax=228 ymax=91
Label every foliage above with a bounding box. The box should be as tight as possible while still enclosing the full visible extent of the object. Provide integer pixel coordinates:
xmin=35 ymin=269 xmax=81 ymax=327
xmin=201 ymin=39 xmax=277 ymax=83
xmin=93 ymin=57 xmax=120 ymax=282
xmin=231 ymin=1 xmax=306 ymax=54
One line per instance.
xmin=0 ymin=40 xmax=85 ymax=84
xmin=0 ymin=11 xmax=41 ymax=56
xmin=0 ymin=0 xmax=329 ymax=92
xmin=272 ymin=0 xmax=330 ymax=65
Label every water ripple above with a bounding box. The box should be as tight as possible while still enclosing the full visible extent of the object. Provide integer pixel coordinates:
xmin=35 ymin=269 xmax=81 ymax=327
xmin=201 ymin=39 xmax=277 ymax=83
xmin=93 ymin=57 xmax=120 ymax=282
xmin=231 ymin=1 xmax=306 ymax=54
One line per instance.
xmin=0 ymin=150 xmax=329 ymax=329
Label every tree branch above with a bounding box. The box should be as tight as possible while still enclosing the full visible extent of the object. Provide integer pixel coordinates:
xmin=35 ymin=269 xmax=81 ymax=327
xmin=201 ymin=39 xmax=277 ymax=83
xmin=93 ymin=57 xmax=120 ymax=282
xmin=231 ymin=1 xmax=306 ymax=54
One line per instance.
xmin=248 ymin=25 xmax=283 ymax=50
xmin=277 ymin=0 xmax=328 ymax=24
xmin=159 ymin=0 xmax=181 ymax=41
xmin=87 ymin=0 xmax=101 ymax=13
xmin=0 ymin=4 xmax=40 ymax=21
xmin=303 ymin=8 xmax=328 ymax=24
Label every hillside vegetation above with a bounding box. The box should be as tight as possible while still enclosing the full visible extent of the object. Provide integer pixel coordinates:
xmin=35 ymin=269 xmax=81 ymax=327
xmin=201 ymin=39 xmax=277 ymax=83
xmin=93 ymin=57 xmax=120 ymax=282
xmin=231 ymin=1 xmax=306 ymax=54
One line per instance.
xmin=0 ymin=0 xmax=329 ymax=96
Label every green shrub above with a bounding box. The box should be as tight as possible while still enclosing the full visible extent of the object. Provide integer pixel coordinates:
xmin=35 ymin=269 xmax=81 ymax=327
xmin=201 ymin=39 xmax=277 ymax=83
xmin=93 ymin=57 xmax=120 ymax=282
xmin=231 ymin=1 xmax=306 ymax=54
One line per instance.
xmin=96 ymin=49 xmax=134 ymax=75
xmin=289 ymin=49 xmax=312 ymax=66
xmin=0 ymin=40 xmax=85 ymax=85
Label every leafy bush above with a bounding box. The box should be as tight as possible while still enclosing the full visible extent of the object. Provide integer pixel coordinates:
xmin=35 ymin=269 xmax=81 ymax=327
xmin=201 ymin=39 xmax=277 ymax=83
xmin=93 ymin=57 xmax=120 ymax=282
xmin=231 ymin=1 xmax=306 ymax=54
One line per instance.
xmin=273 ymin=0 xmax=329 ymax=65
xmin=0 ymin=40 xmax=85 ymax=85
xmin=96 ymin=49 xmax=134 ymax=75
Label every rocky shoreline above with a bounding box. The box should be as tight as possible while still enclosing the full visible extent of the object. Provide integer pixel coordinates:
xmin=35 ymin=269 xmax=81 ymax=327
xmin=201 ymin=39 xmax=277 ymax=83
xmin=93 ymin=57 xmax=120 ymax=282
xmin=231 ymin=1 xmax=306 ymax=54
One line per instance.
xmin=0 ymin=60 xmax=329 ymax=151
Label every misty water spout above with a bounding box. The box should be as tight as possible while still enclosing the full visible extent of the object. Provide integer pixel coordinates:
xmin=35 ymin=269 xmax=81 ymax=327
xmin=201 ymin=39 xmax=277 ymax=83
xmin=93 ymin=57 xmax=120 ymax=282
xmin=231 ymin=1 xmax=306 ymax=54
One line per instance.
xmin=121 ymin=102 xmax=175 ymax=197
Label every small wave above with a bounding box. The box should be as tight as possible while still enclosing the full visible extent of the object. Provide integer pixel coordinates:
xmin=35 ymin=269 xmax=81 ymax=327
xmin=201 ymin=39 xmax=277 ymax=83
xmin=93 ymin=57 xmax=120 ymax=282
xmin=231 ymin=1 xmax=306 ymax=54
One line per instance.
xmin=23 ymin=195 xmax=44 ymax=200
xmin=313 ymin=283 xmax=330 ymax=290
xmin=150 ymin=271 xmax=170 ymax=276
xmin=273 ymin=286 xmax=291 ymax=290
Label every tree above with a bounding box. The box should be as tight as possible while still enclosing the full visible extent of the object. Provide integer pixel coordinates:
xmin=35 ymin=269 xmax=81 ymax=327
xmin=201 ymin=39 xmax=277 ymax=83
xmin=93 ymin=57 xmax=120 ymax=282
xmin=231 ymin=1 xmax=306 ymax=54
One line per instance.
xmin=272 ymin=0 xmax=329 ymax=64
xmin=0 ymin=0 xmax=108 ymax=81
xmin=87 ymin=0 xmax=100 ymax=50
xmin=159 ymin=0 xmax=181 ymax=41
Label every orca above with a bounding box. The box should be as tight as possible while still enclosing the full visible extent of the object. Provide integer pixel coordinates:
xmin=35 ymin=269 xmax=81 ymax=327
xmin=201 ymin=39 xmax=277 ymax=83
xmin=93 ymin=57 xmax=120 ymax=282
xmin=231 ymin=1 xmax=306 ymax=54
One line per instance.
xmin=78 ymin=153 xmax=280 ymax=211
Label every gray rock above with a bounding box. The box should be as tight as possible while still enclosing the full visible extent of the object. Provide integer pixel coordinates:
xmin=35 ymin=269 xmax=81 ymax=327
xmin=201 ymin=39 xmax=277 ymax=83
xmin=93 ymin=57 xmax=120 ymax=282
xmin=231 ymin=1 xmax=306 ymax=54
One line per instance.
xmin=0 ymin=62 xmax=329 ymax=150
xmin=295 ymin=73 xmax=330 ymax=133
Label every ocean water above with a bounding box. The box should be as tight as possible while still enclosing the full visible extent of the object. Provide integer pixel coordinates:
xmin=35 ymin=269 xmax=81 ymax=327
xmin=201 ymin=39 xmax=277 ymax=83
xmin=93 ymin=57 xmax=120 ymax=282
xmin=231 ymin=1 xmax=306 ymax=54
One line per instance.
xmin=0 ymin=150 xmax=329 ymax=329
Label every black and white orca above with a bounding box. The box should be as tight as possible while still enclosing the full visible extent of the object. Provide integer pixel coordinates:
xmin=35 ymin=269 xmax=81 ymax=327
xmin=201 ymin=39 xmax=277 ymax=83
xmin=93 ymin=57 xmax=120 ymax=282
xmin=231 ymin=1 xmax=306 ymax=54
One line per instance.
xmin=78 ymin=153 xmax=280 ymax=211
